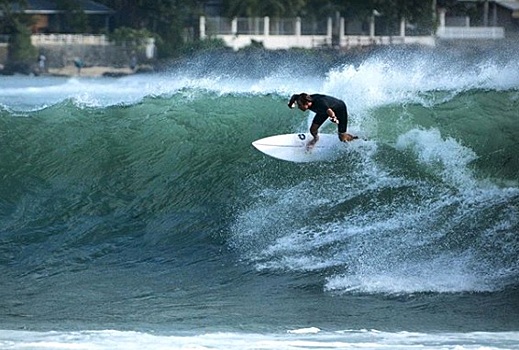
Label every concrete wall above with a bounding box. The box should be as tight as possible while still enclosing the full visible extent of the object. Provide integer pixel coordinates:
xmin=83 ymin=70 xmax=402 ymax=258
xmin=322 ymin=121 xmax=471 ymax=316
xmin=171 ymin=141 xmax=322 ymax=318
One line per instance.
xmin=36 ymin=44 xmax=131 ymax=68
xmin=0 ymin=34 xmax=155 ymax=68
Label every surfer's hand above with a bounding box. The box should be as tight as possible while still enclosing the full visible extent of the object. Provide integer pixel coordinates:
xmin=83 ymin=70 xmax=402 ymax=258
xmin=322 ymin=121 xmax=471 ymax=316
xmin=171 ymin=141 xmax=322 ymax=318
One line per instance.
xmin=329 ymin=116 xmax=338 ymax=124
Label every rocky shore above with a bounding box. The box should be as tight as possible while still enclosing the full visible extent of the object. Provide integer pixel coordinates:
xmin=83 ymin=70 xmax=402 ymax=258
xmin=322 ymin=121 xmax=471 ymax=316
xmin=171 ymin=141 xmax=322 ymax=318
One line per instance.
xmin=0 ymin=64 xmax=154 ymax=77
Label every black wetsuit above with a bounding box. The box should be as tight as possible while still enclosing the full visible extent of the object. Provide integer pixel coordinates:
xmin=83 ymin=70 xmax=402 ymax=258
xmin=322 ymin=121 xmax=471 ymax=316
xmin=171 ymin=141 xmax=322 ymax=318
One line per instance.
xmin=309 ymin=94 xmax=348 ymax=133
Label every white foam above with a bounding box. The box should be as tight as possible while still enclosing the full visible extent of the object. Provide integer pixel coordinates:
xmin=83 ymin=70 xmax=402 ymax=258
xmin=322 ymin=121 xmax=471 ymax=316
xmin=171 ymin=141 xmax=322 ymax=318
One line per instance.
xmin=396 ymin=128 xmax=478 ymax=190
xmin=232 ymin=125 xmax=519 ymax=295
xmin=287 ymin=327 xmax=321 ymax=334
xmin=325 ymin=254 xmax=493 ymax=294
xmin=1 ymin=329 xmax=518 ymax=350
xmin=2 ymin=49 xmax=518 ymax=111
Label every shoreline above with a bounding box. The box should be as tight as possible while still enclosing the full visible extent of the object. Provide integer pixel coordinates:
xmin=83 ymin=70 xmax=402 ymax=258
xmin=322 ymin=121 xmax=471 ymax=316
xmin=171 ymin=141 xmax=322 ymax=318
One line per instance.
xmin=2 ymin=41 xmax=518 ymax=78
xmin=0 ymin=64 xmax=154 ymax=78
xmin=46 ymin=65 xmax=136 ymax=78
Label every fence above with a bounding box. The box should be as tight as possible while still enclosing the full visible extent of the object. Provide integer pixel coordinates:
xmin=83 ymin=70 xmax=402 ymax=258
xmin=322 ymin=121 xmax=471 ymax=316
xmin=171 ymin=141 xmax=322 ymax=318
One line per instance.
xmin=436 ymin=26 xmax=505 ymax=39
xmin=31 ymin=34 xmax=110 ymax=46
xmin=204 ymin=17 xmax=330 ymax=36
xmin=201 ymin=16 xmax=437 ymax=50
xmin=201 ymin=16 xmax=333 ymax=50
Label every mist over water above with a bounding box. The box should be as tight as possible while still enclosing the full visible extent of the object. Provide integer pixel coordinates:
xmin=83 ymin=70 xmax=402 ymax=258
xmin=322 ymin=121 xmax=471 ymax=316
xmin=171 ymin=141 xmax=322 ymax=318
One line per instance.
xmin=1 ymin=44 xmax=518 ymax=348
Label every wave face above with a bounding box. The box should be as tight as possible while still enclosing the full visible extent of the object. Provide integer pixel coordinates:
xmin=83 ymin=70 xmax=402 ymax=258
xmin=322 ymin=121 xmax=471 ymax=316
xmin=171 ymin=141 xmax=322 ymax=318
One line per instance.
xmin=1 ymin=46 xmax=519 ymax=337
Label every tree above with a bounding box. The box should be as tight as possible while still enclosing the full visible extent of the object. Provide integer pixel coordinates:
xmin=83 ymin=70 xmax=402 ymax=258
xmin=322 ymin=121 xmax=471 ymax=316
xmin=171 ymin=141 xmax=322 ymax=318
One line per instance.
xmin=94 ymin=0 xmax=438 ymax=57
xmin=370 ymin=0 xmax=435 ymax=35
xmin=0 ymin=0 xmax=37 ymax=74
xmin=96 ymin=0 xmax=210 ymax=58
xmin=222 ymin=0 xmax=307 ymax=17
xmin=55 ymin=0 xmax=89 ymax=33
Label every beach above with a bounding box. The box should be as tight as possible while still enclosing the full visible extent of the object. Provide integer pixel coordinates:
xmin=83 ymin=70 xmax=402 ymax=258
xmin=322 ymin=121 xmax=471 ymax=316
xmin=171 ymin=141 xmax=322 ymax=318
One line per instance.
xmin=46 ymin=65 xmax=136 ymax=77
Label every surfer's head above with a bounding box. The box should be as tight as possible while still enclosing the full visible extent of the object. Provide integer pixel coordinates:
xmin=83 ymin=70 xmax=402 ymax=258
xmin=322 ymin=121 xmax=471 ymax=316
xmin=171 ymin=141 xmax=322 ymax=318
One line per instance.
xmin=288 ymin=93 xmax=312 ymax=111
xmin=296 ymin=93 xmax=312 ymax=111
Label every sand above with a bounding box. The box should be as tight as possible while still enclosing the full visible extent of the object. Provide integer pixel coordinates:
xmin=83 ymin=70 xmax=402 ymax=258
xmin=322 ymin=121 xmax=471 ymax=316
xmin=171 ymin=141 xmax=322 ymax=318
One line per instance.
xmin=47 ymin=65 xmax=135 ymax=77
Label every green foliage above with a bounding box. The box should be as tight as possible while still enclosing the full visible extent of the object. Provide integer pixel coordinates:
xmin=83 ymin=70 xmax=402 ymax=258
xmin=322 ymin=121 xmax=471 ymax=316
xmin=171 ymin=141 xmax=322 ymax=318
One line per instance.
xmin=7 ymin=21 xmax=35 ymax=60
xmin=180 ymin=38 xmax=227 ymax=55
xmin=220 ymin=0 xmax=435 ymax=33
xmin=244 ymin=39 xmax=264 ymax=50
xmin=6 ymin=20 xmax=37 ymax=73
xmin=222 ymin=0 xmax=307 ymax=17
xmin=0 ymin=0 xmax=30 ymax=31
xmin=96 ymin=0 xmax=205 ymax=58
xmin=0 ymin=0 xmax=37 ymax=72
xmin=93 ymin=0 xmax=438 ymax=58
xmin=109 ymin=27 xmax=156 ymax=47
xmin=56 ymin=0 xmax=89 ymax=33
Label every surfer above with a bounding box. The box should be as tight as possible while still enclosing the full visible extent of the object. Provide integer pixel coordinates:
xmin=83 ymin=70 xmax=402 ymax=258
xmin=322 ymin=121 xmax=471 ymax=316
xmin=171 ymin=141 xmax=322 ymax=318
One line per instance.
xmin=288 ymin=93 xmax=357 ymax=148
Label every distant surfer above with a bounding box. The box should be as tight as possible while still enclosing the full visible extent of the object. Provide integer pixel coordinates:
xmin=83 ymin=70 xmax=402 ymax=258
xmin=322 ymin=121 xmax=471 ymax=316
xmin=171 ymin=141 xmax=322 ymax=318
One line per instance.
xmin=288 ymin=93 xmax=357 ymax=148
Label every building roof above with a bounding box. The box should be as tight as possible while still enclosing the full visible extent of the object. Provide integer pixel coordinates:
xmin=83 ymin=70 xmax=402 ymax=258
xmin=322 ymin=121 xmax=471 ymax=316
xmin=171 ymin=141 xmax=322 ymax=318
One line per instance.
xmin=457 ymin=0 xmax=519 ymax=9
xmin=495 ymin=0 xmax=519 ymax=11
xmin=455 ymin=0 xmax=519 ymax=19
xmin=11 ymin=0 xmax=115 ymax=15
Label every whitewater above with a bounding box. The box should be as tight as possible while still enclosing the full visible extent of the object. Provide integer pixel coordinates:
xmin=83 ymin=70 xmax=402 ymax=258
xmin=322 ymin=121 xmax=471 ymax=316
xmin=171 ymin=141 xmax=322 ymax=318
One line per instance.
xmin=0 ymin=45 xmax=518 ymax=349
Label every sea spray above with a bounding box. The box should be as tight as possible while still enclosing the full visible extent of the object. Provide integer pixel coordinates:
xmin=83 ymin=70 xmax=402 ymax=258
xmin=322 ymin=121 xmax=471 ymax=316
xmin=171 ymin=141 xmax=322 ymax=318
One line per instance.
xmin=1 ymin=47 xmax=518 ymax=337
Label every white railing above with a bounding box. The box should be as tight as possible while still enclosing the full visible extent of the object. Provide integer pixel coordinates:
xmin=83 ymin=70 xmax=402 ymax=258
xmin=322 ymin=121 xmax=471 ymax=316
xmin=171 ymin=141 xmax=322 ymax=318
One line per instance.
xmin=201 ymin=16 xmax=437 ymax=50
xmin=31 ymin=34 xmax=110 ymax=46
xmin=201 ymin=16 xmax=332 ymax=50
xmin=22 ymin=21 xmax=505 ymax=54
xmin=340 ymin=36 xmax=404 ymax=47
xmin=340 ymin=35 xmax=436 ymax=48
xmin=436 ymin=26 xmax=505 ymax=39
xmin=202 ymin=15 xmax=509 ymax=50
xmin=204 ymin=16 xmax=330 ymax=37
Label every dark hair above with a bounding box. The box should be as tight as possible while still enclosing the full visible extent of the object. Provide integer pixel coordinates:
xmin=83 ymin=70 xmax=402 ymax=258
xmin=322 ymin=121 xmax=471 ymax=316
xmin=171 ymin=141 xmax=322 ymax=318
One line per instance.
xmin=289 ymin=93 xmax=312 ymax=107
xmin=298 ymin=93 xmax=312 ymax=104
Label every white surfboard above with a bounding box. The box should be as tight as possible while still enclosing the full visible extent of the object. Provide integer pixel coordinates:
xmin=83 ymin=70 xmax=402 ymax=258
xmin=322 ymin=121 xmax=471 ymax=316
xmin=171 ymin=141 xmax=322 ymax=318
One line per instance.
xmin=252 ymin=133 xmax=344 ymax=163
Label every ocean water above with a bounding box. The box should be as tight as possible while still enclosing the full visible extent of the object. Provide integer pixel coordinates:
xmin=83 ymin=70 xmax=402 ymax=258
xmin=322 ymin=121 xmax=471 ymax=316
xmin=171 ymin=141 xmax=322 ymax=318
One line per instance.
xmin=0 ymin=46 xmax=518 ymax=349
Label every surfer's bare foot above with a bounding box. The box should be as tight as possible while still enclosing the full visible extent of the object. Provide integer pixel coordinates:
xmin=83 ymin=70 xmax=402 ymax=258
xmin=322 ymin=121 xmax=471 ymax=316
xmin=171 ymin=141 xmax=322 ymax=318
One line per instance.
xmin=340 ymin=133 xmax=357 ymax=142
xmin=306 ymin=138 xmax=317 ymax=151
